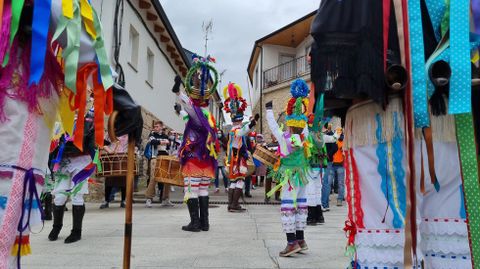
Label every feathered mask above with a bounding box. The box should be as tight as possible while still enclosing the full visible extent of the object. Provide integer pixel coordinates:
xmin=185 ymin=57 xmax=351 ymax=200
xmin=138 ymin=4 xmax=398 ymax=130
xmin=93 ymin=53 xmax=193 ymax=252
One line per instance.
xmin=285 ymin=79 xmax=310 ymax=128
xmin=185 ymin=55 xmax=219 ymax=107
xmin=223 ymin=82 xmax=247 ymax=122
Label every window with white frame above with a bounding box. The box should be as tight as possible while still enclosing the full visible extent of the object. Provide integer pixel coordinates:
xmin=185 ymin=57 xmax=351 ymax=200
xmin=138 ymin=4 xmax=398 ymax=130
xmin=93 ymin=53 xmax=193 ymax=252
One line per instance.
xmin=129 ymin=25 xmax=139 ymax=70
xmin=147 ymin=48 xmax=154 ymax=86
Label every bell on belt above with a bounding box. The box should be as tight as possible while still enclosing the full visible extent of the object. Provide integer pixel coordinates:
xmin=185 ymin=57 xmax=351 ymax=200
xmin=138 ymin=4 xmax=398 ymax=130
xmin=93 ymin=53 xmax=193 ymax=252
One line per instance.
xmin=385 ymin=64 xmax=408 ymax=90
xmin=429 ymin=60 xmax=451 ymax=87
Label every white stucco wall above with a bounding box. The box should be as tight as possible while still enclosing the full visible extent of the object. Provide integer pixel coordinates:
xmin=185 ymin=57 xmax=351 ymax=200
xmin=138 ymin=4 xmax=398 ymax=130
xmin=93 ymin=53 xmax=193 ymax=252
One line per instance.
xmin=92 ymin=0 xmax=184 ymax=132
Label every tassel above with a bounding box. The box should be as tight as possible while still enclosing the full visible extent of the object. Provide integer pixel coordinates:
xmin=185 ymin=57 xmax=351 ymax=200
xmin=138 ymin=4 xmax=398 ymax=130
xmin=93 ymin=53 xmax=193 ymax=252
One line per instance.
xmin=11 ymin=235 xmax=31 ymax=257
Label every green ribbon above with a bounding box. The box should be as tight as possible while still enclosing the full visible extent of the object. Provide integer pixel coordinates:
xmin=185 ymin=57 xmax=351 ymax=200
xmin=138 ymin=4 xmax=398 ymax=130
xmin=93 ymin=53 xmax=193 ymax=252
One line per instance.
xmin=2 ymin=0 xmax=25 ymax=67
xmin=91 ymin=7 xmax=113 ymax=90
xmin=52 ymin=1 xmax=81 ymax=93
xmin=455 ymin=113 xmax=480 ymax=265
xmin=92 ymin=149 xmax=102 ymax=173
xmin=312 ymin=93 xmax=324 ymax=132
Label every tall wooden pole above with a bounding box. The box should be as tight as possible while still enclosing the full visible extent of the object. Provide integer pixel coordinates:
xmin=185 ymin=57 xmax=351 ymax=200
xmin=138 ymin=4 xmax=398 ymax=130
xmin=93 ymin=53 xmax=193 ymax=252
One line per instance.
xmin=123 ymin=135 xmax=135 ymax=269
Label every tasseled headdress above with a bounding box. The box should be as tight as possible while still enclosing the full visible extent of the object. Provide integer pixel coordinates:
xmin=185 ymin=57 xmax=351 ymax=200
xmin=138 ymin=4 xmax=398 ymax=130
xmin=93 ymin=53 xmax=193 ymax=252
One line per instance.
xmin=185 ymin=55 xmax=219 ymax=107
xmin=223 ymin=82 xmax=247 ymax=122
xmin=285 ymin=79 xmax=310 ymax=129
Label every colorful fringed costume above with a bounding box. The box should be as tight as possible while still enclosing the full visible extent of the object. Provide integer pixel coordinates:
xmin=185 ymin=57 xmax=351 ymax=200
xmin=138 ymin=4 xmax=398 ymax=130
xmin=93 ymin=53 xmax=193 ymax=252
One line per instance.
xmin=223 ymin=82 xmax=257 ymax=213
xmin=309 ymin=0 xmax=480 ymax=268
xmin=0 ymin=0 xmax=112 ymax=267
xmin=265 ymin=79 xmax=311 ymax=257
xmin=174 ymin=55 xmax=219 ymax=232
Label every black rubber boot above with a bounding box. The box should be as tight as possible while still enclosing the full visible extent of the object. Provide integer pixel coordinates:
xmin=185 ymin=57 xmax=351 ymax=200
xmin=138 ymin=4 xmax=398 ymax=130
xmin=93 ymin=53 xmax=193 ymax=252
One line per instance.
xmin=182 ymin=198 xmax=201 ymax=232
xmin=48 ymin=204 xmax=65 ymax=241
xmin=64 ymin=205 xmax=85 ymax=244
xmin=316 ymin=205 xmax=325 ymax=224
xmin=199 ymin=196 xmax=209 ymax=231
xmin=306 ymin=206 xmax=317 ymax=226
xmin=227 ymin=188 xmax=234 ymax=211
xmin=43 ymin=193 xmax=53 ymax=221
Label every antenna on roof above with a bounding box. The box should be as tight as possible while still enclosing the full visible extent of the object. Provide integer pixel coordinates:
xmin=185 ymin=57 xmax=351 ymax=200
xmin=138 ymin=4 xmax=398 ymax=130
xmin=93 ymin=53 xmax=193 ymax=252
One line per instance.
xmin=202 ymin=19 xmax=213 ymax=56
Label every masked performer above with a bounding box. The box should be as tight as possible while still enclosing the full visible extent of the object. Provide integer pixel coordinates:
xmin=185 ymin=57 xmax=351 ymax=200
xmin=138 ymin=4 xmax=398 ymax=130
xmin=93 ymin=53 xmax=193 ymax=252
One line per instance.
xmin=48 ymin=109 xmax=96 ymax=244
xmin=265 ymin=79 xmax=312 ymax=257
xmin=223 ymin=83 xmax=258 ymax=213
xmin=173 ymin=56 xmax=219 ymax=232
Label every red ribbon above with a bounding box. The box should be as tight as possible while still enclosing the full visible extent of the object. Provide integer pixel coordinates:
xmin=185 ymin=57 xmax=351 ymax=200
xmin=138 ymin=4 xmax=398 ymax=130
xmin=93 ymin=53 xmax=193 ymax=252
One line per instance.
xmin=71 ymin=63 xmax=113 ymax=151
xmin=343 ymin=220 xmax=357 ymax=246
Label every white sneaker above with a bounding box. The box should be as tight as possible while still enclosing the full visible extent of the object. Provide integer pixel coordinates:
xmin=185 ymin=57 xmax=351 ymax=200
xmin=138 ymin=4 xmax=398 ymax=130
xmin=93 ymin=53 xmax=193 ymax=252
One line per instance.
xmin=145 ymin=199 xmax=153 ymax=208
xmin=170 ymin=186 xmax=175 ymax=192
xmin=161 ymin=198 xmax=174 ymax=207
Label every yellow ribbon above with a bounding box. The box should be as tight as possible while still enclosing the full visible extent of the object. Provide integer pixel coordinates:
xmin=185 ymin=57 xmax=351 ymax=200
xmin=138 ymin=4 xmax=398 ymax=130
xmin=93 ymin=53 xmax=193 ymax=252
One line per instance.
xmin=59 ymin=88 xmax=75 ymax=135
xmin=62 ymin=0 xmax=74 ymax=19
xmin=80 ymin=0 xmax=96 ymax=39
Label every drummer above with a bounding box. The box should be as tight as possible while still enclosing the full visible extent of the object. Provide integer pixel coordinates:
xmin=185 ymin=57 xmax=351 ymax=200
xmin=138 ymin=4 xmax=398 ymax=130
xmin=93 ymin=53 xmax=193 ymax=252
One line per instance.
xmin=99 ymin=134 xmax=128 ymax=209
xmin=145 ymin=121 xmax=171 ymax=208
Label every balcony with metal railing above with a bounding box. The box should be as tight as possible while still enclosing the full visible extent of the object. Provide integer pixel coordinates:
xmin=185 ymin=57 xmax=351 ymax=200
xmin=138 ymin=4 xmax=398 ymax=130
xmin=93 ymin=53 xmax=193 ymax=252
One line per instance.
xmin=263 ymin=55 xmax=310 ymax=89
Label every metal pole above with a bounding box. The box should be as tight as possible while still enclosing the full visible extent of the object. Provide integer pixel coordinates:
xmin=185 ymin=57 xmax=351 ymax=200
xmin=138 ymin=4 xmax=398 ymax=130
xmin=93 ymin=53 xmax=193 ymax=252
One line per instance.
xmin=122 ymin=135 xmax=135 ymax=269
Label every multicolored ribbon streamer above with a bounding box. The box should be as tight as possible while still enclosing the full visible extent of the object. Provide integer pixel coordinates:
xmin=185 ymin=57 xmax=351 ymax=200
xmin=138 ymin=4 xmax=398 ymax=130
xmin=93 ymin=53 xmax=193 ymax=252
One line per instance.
xmin=455 ymin=113 xmax=480 ymax=268
xmin=408 ymin=0 xmax=429 ymax=128
xmin=1 ymin=0 xmax=24 ymax=67
xmin=449 ymin=0 xmax=471 ymax=114
xmin=52 ymin=1 xmax=81 ymax=93
xmin=29 ymin=0 xmax=52 ymax=86
xmin=0 ymin=0 xmax=12 ymax=63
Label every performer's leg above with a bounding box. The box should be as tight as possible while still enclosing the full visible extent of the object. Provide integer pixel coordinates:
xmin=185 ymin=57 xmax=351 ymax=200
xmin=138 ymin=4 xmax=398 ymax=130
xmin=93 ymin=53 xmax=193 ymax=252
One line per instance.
xmin=182 ymin=177 xmax=201 ymax=232
xmin=230 ymin=179 xmax=246 ymax=212
xmin=64 ymin=182 xmax=87 ymax=244
xmin=198 ymin=178 xmax=210 ymax=231
xmin=43 ymin=192 xmax=53 ymax=221
xmin=49 ymin=177 xmax=70 ymax=241
xmin=306 ymin=169 xmax=317 ymax=226
xmin=314 ymin=170 xmax=324 ymax=224
xmin=244 ymin=176 xmax=252 ymax=197
xmin=295 ymin=185 xmax=308 ymax=251
xmin=227 ymin=181 xmax=235 ymax=211
xmin=279 ymin=185 xmax=301 ymax=257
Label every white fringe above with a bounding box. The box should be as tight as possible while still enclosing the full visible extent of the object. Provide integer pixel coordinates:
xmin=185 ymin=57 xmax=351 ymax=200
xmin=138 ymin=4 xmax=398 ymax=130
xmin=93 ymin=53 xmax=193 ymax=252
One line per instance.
xmin=345 ymin=96 xmax=457 ymax=150
xmin=344 ymin=97 xmax=404 ymax=150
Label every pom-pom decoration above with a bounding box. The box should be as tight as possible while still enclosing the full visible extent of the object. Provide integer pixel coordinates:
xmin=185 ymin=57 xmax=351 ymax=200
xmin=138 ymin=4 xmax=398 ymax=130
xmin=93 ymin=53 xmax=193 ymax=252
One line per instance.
xmin=223 ymin=82 xmax=248 ymax=121
xmin=285 ymin=79 xmax=310 ymax=128
xmin=290 ymin=79 xmax=310 ymax=98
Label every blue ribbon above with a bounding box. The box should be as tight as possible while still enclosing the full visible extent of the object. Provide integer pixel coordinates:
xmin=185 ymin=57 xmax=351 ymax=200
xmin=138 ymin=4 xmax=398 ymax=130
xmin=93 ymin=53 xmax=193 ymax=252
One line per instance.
xmin=0 ymin=196 xmax=6 ymax=209
xmin=28 ymin=0 xmax=52 ymax=86
xmin=449 ymin=0 xmax=471 ymax=114
xmin=408 ymin=0 xmax=429 ymax=128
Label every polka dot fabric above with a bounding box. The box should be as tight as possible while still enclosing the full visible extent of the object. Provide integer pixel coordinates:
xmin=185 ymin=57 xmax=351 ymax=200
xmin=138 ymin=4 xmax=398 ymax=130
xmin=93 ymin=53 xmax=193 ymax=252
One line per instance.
xmin=455 ymin=113 xmax=480 ymax=267
xmin=449 ymin=0 xmax=471 ymax=114
xmin=408 ymin=0 xmax=429 ymax=128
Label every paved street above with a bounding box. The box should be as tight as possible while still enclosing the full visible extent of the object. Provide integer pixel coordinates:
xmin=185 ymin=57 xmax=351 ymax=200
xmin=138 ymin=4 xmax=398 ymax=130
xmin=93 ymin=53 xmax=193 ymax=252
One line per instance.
xmin=26 ymin=188 xmax=348 ymax=269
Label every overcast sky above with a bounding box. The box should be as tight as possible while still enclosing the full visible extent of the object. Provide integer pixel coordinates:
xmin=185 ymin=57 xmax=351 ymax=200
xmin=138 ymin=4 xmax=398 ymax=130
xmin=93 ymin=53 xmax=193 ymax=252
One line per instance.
xmin=160 ymin=0 xmax=320 ymax=112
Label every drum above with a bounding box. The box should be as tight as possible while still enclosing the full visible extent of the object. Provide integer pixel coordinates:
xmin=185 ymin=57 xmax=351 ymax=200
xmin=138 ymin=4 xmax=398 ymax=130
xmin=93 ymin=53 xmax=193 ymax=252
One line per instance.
xmin=97 ymin=153 xmax=137 ymax=177
xmin=253 ymin=146 xmax=279 ymax=167
xmin=154 ymin=156 xmax=183 ymax=187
